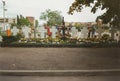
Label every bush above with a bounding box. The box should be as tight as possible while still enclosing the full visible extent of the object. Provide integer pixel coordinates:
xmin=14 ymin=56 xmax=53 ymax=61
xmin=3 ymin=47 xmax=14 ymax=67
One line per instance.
xmin=1 ymin=42 xmax=120 ymax=48
xmin=101 ymin=34 xmax=111 ymax=41
xmin=2 ymin=34 xmax=21 ymax=43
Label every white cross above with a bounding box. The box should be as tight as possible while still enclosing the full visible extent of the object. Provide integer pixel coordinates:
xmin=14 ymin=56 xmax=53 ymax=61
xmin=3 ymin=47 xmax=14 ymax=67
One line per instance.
xmin=51 ymin=26 xmax=58 ymax=38
xmin=11 ymin=26 xmax=19 ymax=36
xmin=39 ymin=27 xmax=47 ymax=38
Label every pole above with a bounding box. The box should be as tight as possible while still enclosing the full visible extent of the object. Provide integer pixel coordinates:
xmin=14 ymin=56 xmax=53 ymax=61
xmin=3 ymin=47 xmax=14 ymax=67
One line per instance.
xmin=34 ymin=27 xmax=36 ymax=38
xmin=2 ymin=1 xmax=5 ymax=31
xmin=62 ymin=17 xmax=66 ymax=41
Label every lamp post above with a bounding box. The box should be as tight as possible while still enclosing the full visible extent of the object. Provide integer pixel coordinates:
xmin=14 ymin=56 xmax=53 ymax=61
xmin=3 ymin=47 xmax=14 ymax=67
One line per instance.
xmin=2 ymin=0 xmax=6 ymax=31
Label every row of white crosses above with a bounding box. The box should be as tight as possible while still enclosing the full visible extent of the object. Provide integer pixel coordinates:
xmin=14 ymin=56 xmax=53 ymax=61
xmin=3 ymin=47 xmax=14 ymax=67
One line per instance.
xmin=10 ymin=26 xmax=89 ymax=39
xmin=70 ymin=27 xmax=89 ymax=39
xmin=10 ymin=26 xmax=120 ymax=42
xmin=10 ymin=26 xmax=58 ymax=39
xmin=37 ymin=26 xmax=58 ymax=39
xmin=11 ymin=26 xmax=31 ymax=38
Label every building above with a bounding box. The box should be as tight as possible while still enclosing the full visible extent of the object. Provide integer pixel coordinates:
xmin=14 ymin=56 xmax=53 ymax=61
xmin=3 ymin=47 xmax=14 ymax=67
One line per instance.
xmin=65 ymin=22 xmax=95 ymax=27
xmin=0 ymin=17 xmax=17 ymax=23
xmin=26 ymin=16 xmax=35 ymax=26
xmin=0 ymin=17 xmax=17 ymax=31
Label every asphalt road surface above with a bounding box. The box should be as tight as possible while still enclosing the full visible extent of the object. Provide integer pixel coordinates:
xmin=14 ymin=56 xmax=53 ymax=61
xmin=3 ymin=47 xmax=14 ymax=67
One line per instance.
xmin=0 ymin=75 xmax=120 ymax=81
xmin=0 ymin=48 xmax=120 ymax=70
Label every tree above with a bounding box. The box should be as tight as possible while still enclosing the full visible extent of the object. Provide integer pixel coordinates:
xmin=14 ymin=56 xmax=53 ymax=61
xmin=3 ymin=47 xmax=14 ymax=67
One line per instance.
xmin=16 ymin=15 xmax=32 ymax=28
xmin=40 ymin=9 xmax=63 ymax=27
xmin=68 ymin=0 xmax=120 ymax=28
xmin=74 ymin=22 xmax=83 ymax=29
xmin=35 ymin=20 xmax=39 ymax=28
xmin=34 ymin=20 xmax=39 ymax=38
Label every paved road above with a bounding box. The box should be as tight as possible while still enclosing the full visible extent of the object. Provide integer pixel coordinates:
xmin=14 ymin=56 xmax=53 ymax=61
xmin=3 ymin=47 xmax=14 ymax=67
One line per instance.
xmin=0 ymin=48 xmax=120 ymax=70
xmin=0 ymin=75 xmax=120 ymax=81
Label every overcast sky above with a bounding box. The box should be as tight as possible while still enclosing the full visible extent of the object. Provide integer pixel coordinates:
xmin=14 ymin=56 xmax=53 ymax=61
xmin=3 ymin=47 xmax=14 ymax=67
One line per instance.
xmin=0 ymin=0 xmax=106 ymax=25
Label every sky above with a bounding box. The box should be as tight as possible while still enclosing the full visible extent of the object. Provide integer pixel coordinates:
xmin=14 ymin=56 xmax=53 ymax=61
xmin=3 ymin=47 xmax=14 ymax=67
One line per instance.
xmin=0 ymin=0 xmax=106 ymax=25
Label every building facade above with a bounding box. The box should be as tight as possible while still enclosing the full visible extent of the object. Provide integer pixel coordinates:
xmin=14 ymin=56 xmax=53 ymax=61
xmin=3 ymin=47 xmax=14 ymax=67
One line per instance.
xmin=26 ymin=16 xmax=35 ymax=26
xmin=0 ymin=17 xmax=17 ymax=31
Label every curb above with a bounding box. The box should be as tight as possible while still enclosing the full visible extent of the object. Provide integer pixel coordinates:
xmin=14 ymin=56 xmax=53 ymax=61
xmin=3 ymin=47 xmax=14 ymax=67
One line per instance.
xmin=0 ymin=69 xmax=120 ymax=76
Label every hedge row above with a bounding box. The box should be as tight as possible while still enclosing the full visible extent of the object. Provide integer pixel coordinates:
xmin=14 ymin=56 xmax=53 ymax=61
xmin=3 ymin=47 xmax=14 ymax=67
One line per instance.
xmin=2 ymin=35 xmax=21 ymax=43
xmin=0 ymin=42 xmax=120 ymax=48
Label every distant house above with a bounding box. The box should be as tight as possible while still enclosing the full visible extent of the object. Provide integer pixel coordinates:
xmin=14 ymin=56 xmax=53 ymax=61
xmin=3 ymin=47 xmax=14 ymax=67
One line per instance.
xmin=26 ymin=16 xmax=35 ymax=30
xmin=0 ymin=17 xmax=17 ymax=31
xmin=26 ymin=16 xmax=35 ymax=26
xmin=65 ymin=22 xmax=96 ymax=27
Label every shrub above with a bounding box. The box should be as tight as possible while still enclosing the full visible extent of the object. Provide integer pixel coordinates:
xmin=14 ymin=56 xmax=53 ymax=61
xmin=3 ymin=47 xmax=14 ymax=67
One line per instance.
xmin=2 ymin=34 xmax=21 ymax=43
xmin=101 ymin=34 xmax=111 ymax=41
xmin=1 ymin=42 xmax=120 ymax=48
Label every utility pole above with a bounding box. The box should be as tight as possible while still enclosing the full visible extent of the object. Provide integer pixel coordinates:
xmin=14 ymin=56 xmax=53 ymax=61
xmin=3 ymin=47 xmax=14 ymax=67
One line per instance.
xmin=2 ymin=0 xmax=6 ymax=31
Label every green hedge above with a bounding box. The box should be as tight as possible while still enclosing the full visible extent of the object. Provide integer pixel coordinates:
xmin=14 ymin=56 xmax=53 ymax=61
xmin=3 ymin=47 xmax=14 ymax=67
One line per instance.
xmin=2 ymin=34 xmax=21 ymax=43
xmin=1 ymin=42 xmax=120 ymax=48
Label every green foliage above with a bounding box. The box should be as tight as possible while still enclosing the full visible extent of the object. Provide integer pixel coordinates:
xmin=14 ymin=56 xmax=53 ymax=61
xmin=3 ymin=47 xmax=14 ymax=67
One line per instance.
xmin=2 ymin=34 xmax=21 ymax=43
xmin=0 ymin=28 xmax=2 ymax=35
xmin=101 ymin=34 xmax=111 ymax=41
xmin=10 ymin=23 xmax=18 ymax=29
xmin=69 ymin=0 xmax=120 ymax=27
xmin=35 ymin=20 xmax=39 ymax=27
xmin=40 ymin=9 xmax=63 ymax=27
xmin=16 ymin=15 xmax=32 ymax=28
xmin=73 ymin=23 xmax=83 ymax=29
xmin=1 ymin=42 xmax=120 ymax=48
